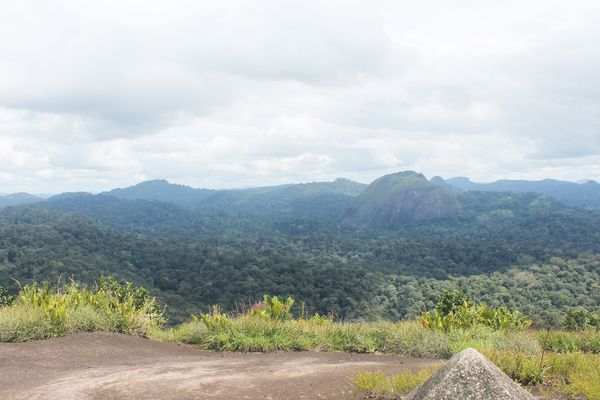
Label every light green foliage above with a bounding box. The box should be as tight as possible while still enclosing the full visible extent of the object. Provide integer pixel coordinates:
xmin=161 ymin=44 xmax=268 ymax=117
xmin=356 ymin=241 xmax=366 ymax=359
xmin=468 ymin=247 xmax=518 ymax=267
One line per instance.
xmin=483 ymin=350 xmax=546 ymax=385
xmin=0 ymin=305 xmax=56 ymax=342
xmin=557 ymin=353 xmax=600 ymax=399
xmin=446 ymin=326 xmax=541 ymax=355
xmin=250 ymin=295 xmax=295 ymax=320
xmin=353 ymin=371 xmax=390 ymax=394
xmin=0 ymin=277 xmax=163 ymax=341
xmin=354 ymin=366 xmax=440 ymax=396
xmin=199 ymin=305 xmax=231 ymax=330
xmin=540 ymin=330 xmax=600 ymax=354
xmin=420 ymin=290 xmax=531 ymax=332
xmin=385 ymin=321 xmax=451 ymax=358
xmin=159 ymin=296 xmax=538 ymax=358
xmin=485 ymin=350 xmax=600 ymax=399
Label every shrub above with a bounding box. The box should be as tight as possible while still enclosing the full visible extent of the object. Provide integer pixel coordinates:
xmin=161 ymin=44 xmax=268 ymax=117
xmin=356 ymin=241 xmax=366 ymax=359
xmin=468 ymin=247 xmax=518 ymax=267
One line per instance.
xmin=420 ymin=291 xmax=531 ymax=332
xmin=167 ymin=320 xmax=208 ymax=344
xmin=0 ymin=286 xmax=12 ymax=306
xmin=435 ymin=288 xmax=471 ymax=315
xmin=0 ymin=277 xmax=164 ymax=342
xmin=563 ymin=307 xmax=600 ymax=331
xmin=250 ymin=295 xmax=295 ymax=320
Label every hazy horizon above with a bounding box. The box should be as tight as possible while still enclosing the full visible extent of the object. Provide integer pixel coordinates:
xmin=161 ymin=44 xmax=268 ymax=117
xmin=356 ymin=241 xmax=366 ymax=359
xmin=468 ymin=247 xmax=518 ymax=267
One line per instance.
xmin=2 ymin=171 xmax=599 ymax=197
xmin=2 ymin=1 xmax=600 ymax=193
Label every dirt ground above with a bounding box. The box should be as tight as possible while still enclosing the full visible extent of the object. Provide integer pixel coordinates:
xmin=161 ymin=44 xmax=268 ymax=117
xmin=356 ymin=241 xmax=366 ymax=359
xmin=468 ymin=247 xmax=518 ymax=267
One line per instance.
xmin=0 ymin=332 xmax=439 ymax=400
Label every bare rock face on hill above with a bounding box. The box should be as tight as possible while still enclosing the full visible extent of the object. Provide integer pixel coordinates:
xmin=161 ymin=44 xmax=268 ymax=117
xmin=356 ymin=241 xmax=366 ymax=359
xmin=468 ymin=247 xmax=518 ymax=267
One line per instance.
xmin=345 ymin=171 xmax=461 ymax=227
xmin=406 ymin=348 xmax=535 ymax=400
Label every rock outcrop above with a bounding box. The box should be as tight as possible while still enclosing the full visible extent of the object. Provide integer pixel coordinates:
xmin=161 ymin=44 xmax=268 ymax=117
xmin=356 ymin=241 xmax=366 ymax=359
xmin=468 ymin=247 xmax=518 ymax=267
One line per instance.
xmin=406 ymin=348 xmax=535 ymax=400
xmin=344 ymin=171 xmax=461 ymax=227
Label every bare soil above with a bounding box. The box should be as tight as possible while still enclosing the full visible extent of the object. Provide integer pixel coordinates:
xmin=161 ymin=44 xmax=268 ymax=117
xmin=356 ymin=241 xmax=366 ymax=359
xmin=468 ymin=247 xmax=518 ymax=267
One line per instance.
xmin=0 ymin=333 xmax=438 ymax=400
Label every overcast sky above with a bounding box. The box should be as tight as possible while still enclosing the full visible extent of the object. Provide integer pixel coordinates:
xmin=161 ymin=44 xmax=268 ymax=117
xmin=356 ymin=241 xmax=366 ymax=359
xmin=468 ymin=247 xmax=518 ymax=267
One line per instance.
xmin=1 ymin=0 xmax=600 ymax=193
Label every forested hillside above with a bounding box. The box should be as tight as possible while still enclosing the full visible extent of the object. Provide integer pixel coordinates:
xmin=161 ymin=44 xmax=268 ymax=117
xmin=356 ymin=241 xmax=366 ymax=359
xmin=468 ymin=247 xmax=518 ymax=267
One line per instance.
xmin=441 ymin=176 xmax=600 ymax=209
xmin=2 ymin=170 xmax=600 ymax=325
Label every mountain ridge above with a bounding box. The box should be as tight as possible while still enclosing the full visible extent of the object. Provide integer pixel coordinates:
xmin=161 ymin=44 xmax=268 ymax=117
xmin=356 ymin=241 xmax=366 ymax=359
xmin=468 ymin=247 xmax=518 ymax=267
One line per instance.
xmin=441 ymin=176 xmax=600 ymax=209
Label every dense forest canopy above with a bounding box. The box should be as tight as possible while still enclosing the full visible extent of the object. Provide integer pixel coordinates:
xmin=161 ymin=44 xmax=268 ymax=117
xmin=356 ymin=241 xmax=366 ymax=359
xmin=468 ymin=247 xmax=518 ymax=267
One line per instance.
xmin=1 ymin=171 xmax=600 ymax=325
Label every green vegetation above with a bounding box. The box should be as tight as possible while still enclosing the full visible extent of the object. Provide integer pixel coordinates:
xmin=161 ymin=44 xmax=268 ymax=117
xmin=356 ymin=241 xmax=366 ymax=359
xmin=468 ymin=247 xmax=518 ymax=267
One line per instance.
xmin=351 ymin=291 xmax=600 ymax=399
xmin=420 ymin=289 xmax=531 ymax=332
xmin=2 ymin=280 xmax=600 ymax=398
xmin=0 ymin=277 xmax=163 ymax=342
xmin=355 ymin=352 xmax=600 ymax=399
xmin=345 ymin=171 xmax=461 ymax=225
xmin=0 ymin=285 xmax=12 ymax=306
xmin=3 ymin=202 xmax=600 ymax=325
xmin=3 ymin=172 xmax=600 ymax=326
xmin=563 ymin=307 xmax=600 ymax=330
xmin=540 ymin=330 xmax=600 ymax=353
xmin=354 ymin=366 xmax=440 ymax=396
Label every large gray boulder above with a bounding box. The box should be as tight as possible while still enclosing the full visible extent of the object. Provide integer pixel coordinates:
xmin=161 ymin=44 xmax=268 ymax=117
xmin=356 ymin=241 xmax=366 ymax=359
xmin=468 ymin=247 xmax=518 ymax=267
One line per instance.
xmin=406 ymin=348 xmax=536 ymax=399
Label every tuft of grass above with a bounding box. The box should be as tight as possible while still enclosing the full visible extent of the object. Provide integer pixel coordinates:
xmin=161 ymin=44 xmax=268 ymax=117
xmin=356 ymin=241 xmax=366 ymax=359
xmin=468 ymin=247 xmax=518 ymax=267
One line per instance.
xmin=354 ymin=366 xmax=440 ymax=396
xmin=484 ymin=350 xmax=600 ymax=398
xmin=0 ymin=304 xmax=57 ymax=342
xmin=557 ymin=353 xmax=600 ymax=399
xmin=540 ymin=330 xmax=600 ymax=354
xmin=483 ymin=350 xmax=546 ymax=385
xmin=354 ymin=371 xmax=391 ymax=394
xmin=391 ymin=366 xmax=440 ymax=393
xmin=448 ymin=327 xmax=541 ymax=355
xmin=385 ymin=321 xmax=450 ymax=358
xmin=63 ymin=304 xmax=113 ymax=334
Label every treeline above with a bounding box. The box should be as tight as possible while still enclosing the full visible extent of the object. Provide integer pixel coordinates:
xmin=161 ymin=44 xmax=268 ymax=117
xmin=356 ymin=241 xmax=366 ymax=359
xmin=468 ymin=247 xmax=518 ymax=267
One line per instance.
xmin=1 ymin=204 xmax=600 ymax=325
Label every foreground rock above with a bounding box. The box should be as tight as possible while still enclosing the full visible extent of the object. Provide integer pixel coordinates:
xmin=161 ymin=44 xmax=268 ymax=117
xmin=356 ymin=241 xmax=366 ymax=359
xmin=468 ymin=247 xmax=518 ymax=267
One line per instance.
xmin=406 ymin=348 xmax=535 ymax=400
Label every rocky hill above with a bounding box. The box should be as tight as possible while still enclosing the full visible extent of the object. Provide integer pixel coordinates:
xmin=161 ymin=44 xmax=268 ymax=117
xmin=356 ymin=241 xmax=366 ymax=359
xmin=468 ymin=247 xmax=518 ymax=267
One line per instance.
xmin=345 ymin=171 xmax=461 ymax=226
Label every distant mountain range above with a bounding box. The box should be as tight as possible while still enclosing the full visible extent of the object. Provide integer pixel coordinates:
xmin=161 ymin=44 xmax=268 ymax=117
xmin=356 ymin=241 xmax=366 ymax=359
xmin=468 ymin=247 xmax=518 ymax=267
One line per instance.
xmin=0 ymin=193 xmax=41 ymax=208
xmin=2 ymin=173 xmax=600 ymax=227
xmin=434 ymin=176 xmax=600 ymax=209
xmin=104 ymin=178 xmax=366 ymax=220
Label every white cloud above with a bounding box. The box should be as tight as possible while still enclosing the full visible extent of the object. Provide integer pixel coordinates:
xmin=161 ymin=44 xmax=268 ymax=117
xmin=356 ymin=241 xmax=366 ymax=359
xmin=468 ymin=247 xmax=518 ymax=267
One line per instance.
xmin=0 ymin=0 xmax=600 ymax=193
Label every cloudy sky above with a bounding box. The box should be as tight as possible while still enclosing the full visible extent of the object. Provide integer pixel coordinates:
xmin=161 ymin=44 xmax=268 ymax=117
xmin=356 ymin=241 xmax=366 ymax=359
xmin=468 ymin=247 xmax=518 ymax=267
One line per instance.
xmin=1 ymin=0 xmax=600 ymax=193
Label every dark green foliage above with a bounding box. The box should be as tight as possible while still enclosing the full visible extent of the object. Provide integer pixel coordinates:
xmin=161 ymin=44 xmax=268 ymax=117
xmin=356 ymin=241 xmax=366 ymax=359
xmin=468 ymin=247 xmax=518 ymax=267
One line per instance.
xmin=563 ymin=307 xmax=600 ymax=330
xmin=0 ymin=286 xmax=12 ymax=306
xmin=435 ymin=289 xmax=471 ymax=316
xmin=97 ymin=276 xmax=161 ymax=316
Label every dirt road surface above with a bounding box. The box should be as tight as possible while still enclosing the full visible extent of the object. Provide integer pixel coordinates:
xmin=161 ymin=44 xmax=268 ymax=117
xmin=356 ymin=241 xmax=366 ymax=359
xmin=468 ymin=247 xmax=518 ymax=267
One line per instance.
xmin=0 ymin=333 xmax=438 ymax=400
